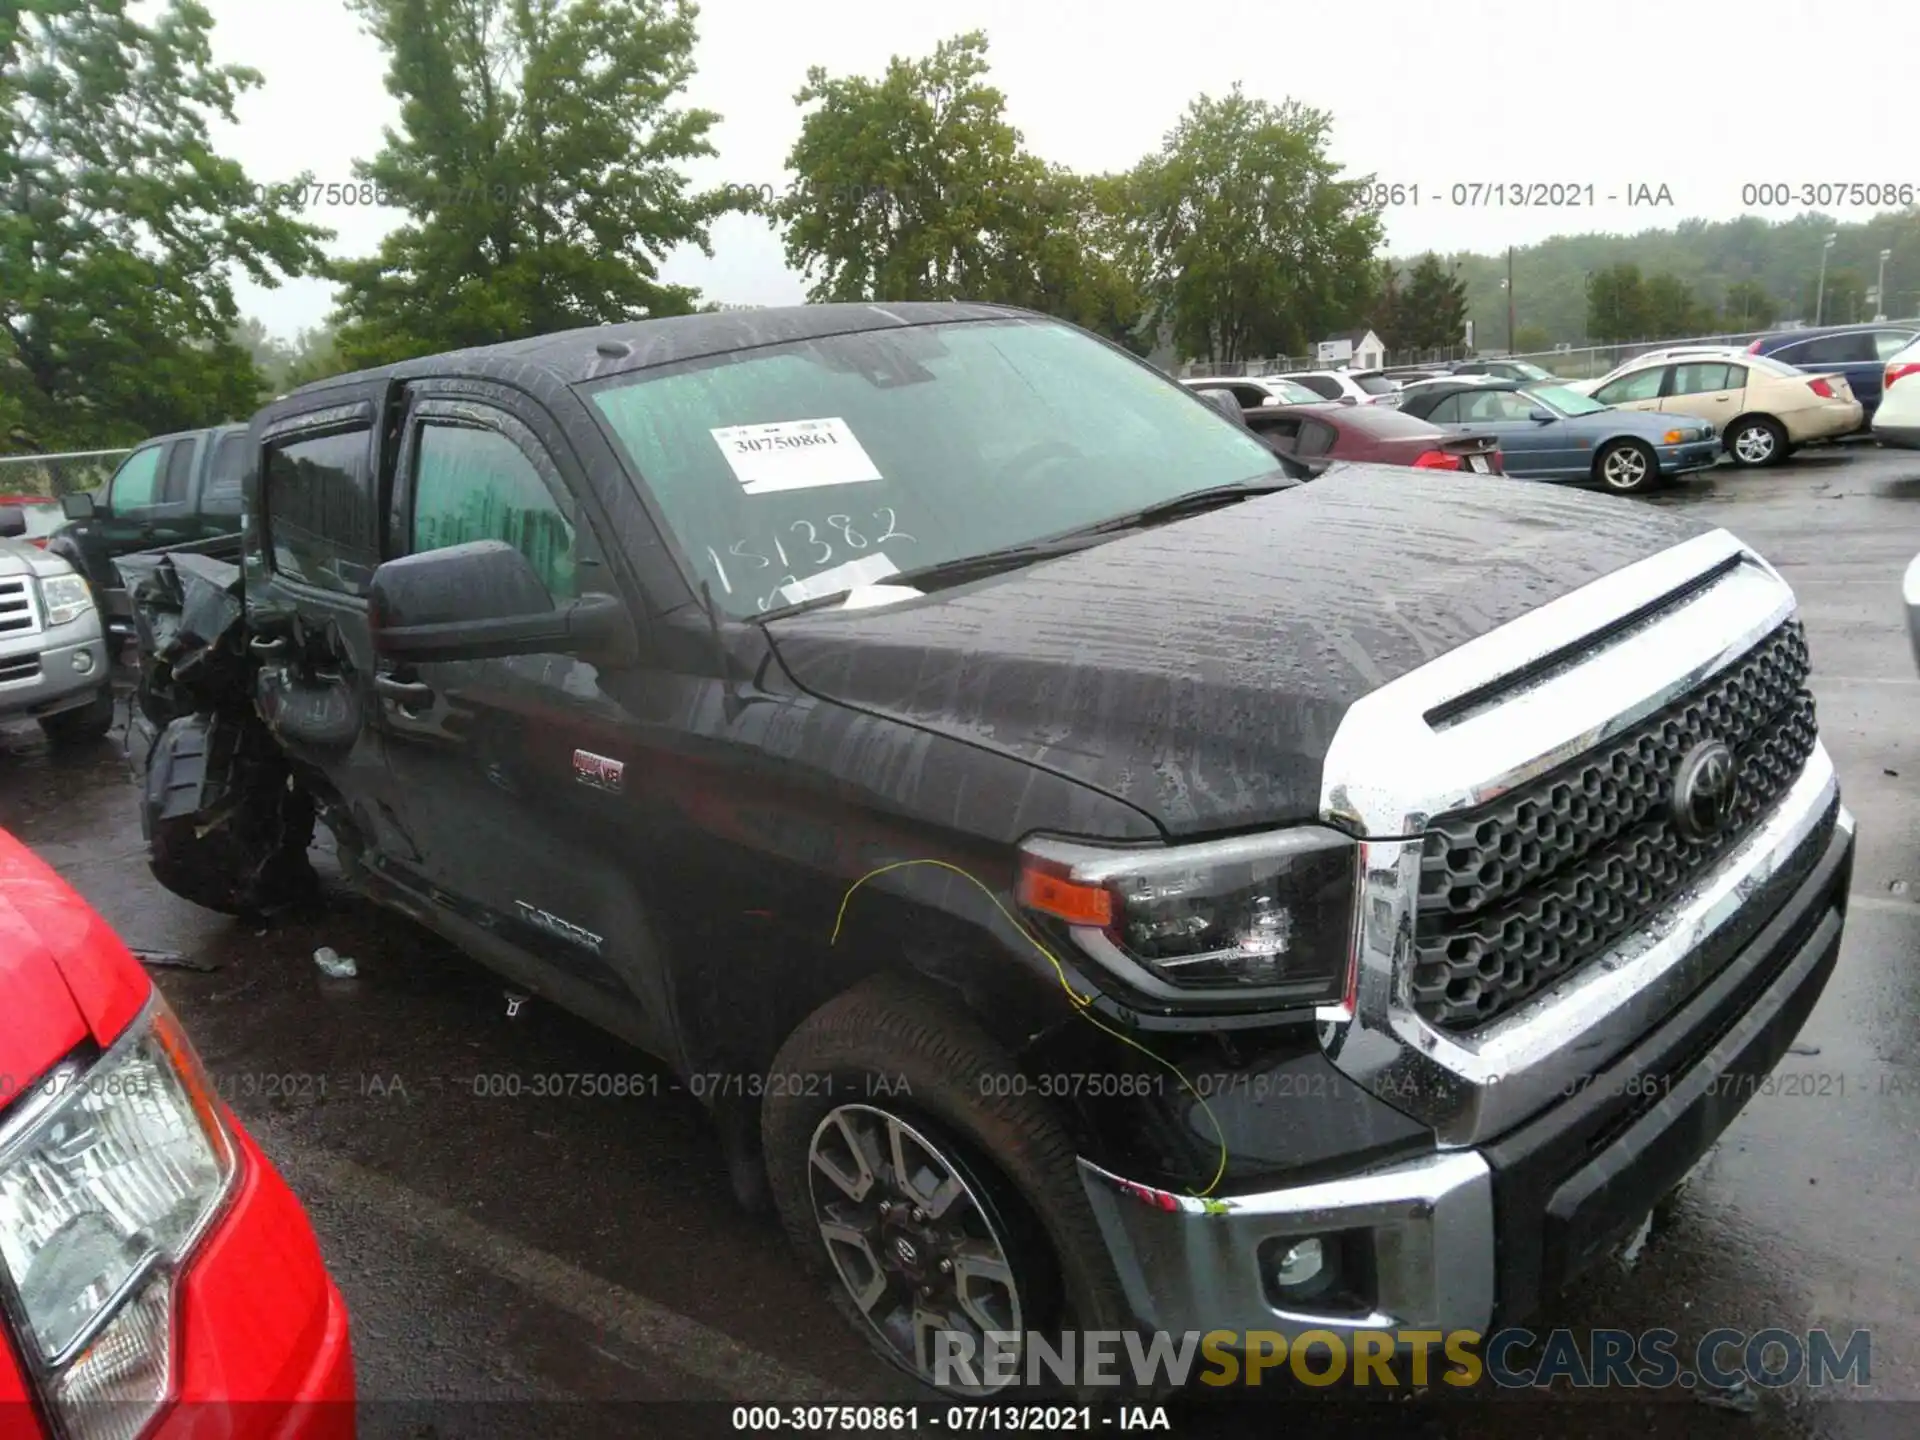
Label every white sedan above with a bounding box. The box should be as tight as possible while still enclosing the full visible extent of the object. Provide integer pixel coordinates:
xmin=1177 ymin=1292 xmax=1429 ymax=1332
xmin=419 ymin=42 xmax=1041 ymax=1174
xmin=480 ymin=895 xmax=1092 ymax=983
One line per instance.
xmin=1181 ymin=375 xmax=1330 ymax=408
xmin=1873 ymin=335 xmax=1920 ymax=449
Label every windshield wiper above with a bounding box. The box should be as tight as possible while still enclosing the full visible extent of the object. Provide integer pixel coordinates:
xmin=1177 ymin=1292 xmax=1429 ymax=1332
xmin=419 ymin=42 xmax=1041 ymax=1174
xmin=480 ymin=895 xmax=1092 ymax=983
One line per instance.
xmin=1069 ymin=478 xmax=1294 ymax=536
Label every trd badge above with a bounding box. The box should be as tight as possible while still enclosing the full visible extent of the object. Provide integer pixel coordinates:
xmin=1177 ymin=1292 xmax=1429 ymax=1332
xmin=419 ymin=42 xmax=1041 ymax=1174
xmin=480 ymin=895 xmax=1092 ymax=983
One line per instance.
xmin=573 ymin=749 xmax=624 ymax=793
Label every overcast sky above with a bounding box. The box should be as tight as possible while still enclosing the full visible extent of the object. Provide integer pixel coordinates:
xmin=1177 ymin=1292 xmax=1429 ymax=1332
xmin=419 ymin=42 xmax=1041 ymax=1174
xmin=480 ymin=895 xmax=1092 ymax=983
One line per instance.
xmin=209 ymin=0 xmax=1919 ymax=340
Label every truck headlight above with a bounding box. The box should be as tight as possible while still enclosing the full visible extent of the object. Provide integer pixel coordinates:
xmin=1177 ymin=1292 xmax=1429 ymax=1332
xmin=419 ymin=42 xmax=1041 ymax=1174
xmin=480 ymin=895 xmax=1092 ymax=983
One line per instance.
xmin=0 ymin=996 xmax=237 ymax=1440
xmin=39 ymin=573 xmax=94 ymax=628
xmin=1017 ymin=828 xmax=1358 ymax=1005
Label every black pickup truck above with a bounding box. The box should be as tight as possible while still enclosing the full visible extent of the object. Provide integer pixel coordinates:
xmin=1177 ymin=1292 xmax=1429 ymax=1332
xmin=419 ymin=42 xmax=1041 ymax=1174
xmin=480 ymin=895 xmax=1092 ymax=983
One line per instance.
xmin=123 ymin=304 xmax=1854 ymax=1397
xmin=47 ymin=423 xmax=246 ymax=640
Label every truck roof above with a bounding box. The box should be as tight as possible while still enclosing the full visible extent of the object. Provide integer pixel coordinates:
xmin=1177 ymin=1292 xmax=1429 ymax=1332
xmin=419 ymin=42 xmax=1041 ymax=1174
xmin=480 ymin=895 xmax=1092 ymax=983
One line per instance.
xmin=273 ymin=302 xmax=1037 ymax=406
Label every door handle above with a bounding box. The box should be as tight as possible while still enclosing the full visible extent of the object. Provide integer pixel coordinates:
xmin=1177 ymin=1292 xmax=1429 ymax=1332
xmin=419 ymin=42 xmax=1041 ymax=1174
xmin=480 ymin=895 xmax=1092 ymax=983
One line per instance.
xmin=375 ymin=675 xmax=435 ymax=709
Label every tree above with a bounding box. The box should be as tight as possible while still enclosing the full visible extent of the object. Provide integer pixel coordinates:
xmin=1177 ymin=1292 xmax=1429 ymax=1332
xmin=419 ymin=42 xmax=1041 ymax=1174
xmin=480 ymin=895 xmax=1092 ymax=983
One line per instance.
xmin=1643 ymin=271 xmax=1709 ymax=338
xmin=1586 ymin=263 xmax=1650 ymax=342
xmin=1397 ymin=254 xmax=1468 ymax=352
xmin=1365 ymin=259 xmax=1403 ymax=350
xmin=1513 ymin=325 xmax=1552 ymax=355
xmin=329 ymin=0 xmax=738 ymax=370
xmin=1721 ymin=280 xmax=1776 ymax=332
xmin=1 ymin=0 xmax=329 ymax=450
xmin=1131 ymin=87 xmax=1381 ymax=365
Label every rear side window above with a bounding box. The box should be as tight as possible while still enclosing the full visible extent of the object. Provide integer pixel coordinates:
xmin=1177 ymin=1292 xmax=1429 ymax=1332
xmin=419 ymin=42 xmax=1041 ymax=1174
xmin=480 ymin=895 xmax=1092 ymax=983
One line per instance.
xmin=1670 ymin=362 xmax=1735 ymax=395
xmin=108 ymin=445 xmax=164 ymax=511
xmin=205 ymin=433 xmax=247 ymax=511
xmin=263 ymin=428 xmax=377 ymax=595
xmin=1781 ymin=332 xmax=1876 ymax=365
xmin=1293 ymin=420 xmax=1339 ymax=457
xmin=411 ymin=424 xmax=578 ymax=599
xmin=1292 ymin=375 xmax=1341 ymax=400
xmin=1874 ymin=331 xmax=1916 ymax=361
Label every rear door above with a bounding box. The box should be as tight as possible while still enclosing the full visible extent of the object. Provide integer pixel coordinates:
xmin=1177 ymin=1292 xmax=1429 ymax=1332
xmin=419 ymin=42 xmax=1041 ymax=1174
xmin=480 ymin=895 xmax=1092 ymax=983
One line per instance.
xmin=1659 ymin=361 xmax=1745 ymax=433
xmin=372 ymin=382 xmax=673 ymax=1051
xmin=194 ymin=429 xmax=247 ymax=540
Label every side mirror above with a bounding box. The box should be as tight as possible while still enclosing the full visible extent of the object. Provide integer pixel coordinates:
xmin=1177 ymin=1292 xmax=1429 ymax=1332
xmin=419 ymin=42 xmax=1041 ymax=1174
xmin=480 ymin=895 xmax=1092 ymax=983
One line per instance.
xmin=1528 ymin=408 xmax=1555 ymax=423
xmin=60 ymin=492 xmax=97 ymax=521
xmin=368 ymin=540 xmax=634 ymax=663
xmin=1197 ymin=389 xmax=1248 ymax=426
xmin=0 ymin=506 xmax=25 ymax=540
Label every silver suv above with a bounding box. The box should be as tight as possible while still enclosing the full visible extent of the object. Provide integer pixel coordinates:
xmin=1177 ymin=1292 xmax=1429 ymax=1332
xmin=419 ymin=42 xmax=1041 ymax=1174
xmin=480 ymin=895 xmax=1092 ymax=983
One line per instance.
xmin=0 ymin=528 xmax=113 ymax=742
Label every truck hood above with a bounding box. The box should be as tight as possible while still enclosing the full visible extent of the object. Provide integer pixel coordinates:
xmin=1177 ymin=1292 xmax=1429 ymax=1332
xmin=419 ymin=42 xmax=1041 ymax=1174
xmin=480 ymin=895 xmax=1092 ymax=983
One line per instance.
xmin=764 ymin=466 xmax=1712 ymax=836
xmin=0 ymin=535 xmax=76 ymax=580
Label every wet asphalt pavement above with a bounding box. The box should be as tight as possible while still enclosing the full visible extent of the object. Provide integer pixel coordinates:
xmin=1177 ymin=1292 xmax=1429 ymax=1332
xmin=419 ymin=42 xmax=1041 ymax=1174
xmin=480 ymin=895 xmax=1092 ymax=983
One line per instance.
xmin=5 ymin=444 xmax=1920 ymax=1438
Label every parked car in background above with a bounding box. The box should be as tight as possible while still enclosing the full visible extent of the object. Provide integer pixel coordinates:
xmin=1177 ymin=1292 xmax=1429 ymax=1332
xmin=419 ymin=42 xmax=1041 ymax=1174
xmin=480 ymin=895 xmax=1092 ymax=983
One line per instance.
xmin=1271 ymin=369 xmax=1380 ymax=404
xmin=0 ymin=530 xmax=114 ymax=742
xmin=1449 ymin=357 xmax=1565 ymax=383
xmin=1182 ymin=375 xmax=1329 ymax=408
xmin=1566 ymin=346 xmax=1754 ymax=396
xmin=1237 ymin=400 xmax=1503 ymax=473
xmin=1377 ymin=366 xmax=1451 ymax=384
xmin=1396 ymin=380 xmax=1719 ymax=493
xmin=47 ymin=423 xmax=246 ymax=640
xmin=1748 ymin=321 xmax=1920 ymax=426
xmin=0 ymin=828 xmax=354 ymax=1436
xmin=0 ymin=497 xmax=65 ymax=548
xmin=1872 ymin=335 xmax=1920 ymax=449
xmin=1588 ymin=353 xmax=1862 ymax=467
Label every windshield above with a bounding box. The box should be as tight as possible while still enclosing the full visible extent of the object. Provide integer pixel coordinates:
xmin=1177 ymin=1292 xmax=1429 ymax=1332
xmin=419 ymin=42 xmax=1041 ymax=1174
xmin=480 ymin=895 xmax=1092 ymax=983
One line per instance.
xmin=1268 ymin=379 xmax=1324 ymax=404
xmin=1353 ymin=375 xmax=1399 ymax=395
xmin=587 ymin=317 xmax=1282 ymax=616
xmin=1526 ymin=384 xmax=1609 ymax=416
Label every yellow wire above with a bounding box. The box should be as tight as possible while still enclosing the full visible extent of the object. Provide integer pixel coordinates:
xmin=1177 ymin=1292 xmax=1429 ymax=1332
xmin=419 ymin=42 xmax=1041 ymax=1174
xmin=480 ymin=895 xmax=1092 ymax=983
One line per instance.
xmin=831 ymin=858 xmax=1230 ymax=1199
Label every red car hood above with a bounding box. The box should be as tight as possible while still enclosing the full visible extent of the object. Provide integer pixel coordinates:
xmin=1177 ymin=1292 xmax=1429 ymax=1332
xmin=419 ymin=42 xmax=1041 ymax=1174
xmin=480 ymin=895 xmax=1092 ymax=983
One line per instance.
xmin=0 ymin=831 xmax=150 ymax=1089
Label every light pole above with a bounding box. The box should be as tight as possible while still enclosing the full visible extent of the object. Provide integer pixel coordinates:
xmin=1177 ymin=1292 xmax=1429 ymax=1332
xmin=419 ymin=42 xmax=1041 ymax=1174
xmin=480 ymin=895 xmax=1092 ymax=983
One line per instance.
xmin=1814 ymin=233 xmax=1837 ymax=325
xmin=1876 ymin=248 xmax=1893 ymax=321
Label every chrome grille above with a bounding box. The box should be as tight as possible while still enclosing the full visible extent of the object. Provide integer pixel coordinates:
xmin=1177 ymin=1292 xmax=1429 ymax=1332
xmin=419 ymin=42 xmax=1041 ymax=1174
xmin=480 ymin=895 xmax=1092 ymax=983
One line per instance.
xmin=1412 ymin=619 xmax=1817 ymax=1031
xmin=0 ymin=577 xmax=37 ymax=638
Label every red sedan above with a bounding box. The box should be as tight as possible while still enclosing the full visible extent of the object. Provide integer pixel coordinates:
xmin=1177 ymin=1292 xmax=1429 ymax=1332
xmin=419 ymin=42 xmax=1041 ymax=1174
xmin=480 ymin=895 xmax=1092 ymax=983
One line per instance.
xmin=1241 ymin=401 xmax=1504 ymax=474
xmin=0 ymin=829 xmax=353 ymax=1439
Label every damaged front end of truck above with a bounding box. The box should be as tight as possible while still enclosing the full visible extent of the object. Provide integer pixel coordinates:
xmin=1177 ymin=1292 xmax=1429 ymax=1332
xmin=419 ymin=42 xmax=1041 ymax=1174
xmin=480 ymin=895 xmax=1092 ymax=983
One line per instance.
xmin=119 ymin=547 xmax=318 ymax=918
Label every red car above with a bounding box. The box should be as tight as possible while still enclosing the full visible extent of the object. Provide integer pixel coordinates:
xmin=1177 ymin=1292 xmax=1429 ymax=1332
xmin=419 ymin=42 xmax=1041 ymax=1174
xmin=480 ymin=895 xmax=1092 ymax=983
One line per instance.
xmin=1241 ymin=401 xmax=1504 ymax=474
xmin=0 ymin=830 xmax=353 ymax=1438
xmin=0 ymin=497 xmax=66 ymax=548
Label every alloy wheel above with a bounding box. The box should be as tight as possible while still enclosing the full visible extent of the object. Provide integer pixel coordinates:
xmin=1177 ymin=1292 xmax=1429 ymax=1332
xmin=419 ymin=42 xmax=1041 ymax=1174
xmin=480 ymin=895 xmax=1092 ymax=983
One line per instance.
xmin=1733 ymin=424 xmax=1776 ymax=465
xmin=808 ymin=1104 xmax=1025 ymax=1394
xmin=1602 ymin=445 xmax=1649 ymax=489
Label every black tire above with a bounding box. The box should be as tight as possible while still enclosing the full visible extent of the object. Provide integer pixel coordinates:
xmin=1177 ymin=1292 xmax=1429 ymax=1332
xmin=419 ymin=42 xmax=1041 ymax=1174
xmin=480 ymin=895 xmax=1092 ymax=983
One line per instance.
xmin=762 ymin=973 xmax=1135 ymax=1399
xmin=38 ymin=686 xmax=115 ymax=745
xmin=1726 ymin=415 xmax=1787 ymax=468
xmin=1593 ymin=438 xmax=1660 ymax=495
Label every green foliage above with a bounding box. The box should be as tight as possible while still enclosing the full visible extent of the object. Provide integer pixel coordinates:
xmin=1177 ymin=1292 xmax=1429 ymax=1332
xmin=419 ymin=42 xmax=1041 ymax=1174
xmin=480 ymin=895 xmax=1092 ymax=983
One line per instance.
xmin=1805 ymin=266 xmax=1868 ymax=325
xmin=1364 ymin=259 xmax=1402 ymax=349
xmin=1131 ymin=87 xmax=1381 ymax=365
xmin=1643 ymin=271 xmax=1709 ymax=337
xmin=0 ymin=0 xmax=329 ymax=451
xmin=770 ymin=32 xmax=1148 ymax=349
xmin=1512 ymin=324 xmax=1551 ymax=354
xmin=1396 ymin=253 xmax=1469 ymax=351
xmin=1721 ymin=279 xmax=1776 ymax=330
xmin=330 ymin=0 xmax=739 ymax=370
xmin=1585 ymin=262 xmax=1649 ymax=342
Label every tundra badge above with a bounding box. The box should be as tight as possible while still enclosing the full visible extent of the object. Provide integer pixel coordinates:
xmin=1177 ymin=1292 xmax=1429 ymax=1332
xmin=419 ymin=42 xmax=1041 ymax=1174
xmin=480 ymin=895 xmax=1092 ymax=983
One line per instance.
xmin=573 ymin=749 xmax=624 ymax=793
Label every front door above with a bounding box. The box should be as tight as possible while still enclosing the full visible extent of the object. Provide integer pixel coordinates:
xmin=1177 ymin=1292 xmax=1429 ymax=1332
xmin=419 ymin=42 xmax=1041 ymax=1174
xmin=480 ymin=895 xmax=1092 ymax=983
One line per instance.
xmin=1659 ymin=361 xmax=1747 ymax=434
xmin=373 ymin=386 xmax=673 ymax=1052
xmin=1590 ymin=364 xmax=1669 ymax=419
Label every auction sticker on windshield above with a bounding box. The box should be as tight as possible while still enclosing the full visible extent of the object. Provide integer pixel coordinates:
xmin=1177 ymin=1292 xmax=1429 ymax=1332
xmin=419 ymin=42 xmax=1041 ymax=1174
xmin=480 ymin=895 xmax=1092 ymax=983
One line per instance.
xmin=711 ymin=417 xmax=882 ymax=495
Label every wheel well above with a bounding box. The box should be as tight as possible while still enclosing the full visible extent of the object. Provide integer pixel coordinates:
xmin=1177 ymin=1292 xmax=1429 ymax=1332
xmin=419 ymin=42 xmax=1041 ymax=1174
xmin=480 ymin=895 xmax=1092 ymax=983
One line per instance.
xmin=1725 ymin=412 xmax=1782 ymax=443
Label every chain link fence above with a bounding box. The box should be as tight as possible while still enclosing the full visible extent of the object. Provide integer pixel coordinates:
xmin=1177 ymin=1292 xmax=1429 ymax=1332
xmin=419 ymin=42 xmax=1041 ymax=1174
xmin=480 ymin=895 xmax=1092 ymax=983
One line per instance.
xmin=0 ymin=448 xmax=129 ymax=499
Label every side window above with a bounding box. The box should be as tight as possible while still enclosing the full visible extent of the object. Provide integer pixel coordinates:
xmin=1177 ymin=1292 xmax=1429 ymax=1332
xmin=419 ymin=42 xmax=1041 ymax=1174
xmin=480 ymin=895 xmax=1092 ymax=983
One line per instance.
xmin=410 ymin=424 xmax=578 ymax=599
xmin=1427 ymin=395 xmax=1464 ymax=424
xmin=263 ymin=428 xmax=378 ymax=596
xmin=1789 ymin=333 xmax=1876 ymax=365
xmin=158 ymin=439 xmax=195 ymax=505
xmin=1875 ymin=331 xmax=1916 ymax=361
xmin=1670 ymin=363 xmax=1733 ymax=396
xmin=1594 ymin=367 xmax=1665 ymax=404
xmin=1295 ymin=375 xmax=1341 ymax=400
xmin=1723 ymin=364 xmax=1749 ymax=388
xmin=1293 ymin=420 xmax=1338 ymax=458
xmin=1230 ymin=385 xmax=1267 ymax=407
xmin=108 ymin=445 xmax=164 ymax=512
xmin=203 ymin=433 xmax=247 ymax=516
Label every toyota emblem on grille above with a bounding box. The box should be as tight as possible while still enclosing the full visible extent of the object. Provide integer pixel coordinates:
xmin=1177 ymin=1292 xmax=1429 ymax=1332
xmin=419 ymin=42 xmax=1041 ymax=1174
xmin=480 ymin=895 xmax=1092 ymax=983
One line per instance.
xmin=1673 ymin=740 xmax=1740 ymax=840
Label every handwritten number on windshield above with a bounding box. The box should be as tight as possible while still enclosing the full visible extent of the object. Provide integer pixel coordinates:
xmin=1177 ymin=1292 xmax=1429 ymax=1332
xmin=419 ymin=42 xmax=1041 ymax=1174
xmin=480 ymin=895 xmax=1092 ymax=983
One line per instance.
xmin=872 ymin=507 xmax=914 ymax=544
xmin=791 ymin=520 xmax=833 ymax=566
xmin=713 ymin=508 xmax=920 ymax=609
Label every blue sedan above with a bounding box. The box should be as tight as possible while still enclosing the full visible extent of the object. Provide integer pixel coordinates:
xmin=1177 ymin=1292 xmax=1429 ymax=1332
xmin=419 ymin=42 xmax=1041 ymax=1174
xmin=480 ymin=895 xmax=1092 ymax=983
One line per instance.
xmin=1395 ymin=380 xmax=1721 ymax=494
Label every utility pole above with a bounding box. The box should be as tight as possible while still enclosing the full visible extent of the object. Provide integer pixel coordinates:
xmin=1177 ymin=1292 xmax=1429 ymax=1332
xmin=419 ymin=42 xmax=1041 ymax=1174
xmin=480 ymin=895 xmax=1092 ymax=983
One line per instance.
xmin=1506 ymin=245 xmax=1516 ymax=354
xmin=1815 ymin=233 xmax=1836 ymax=325
xmin=1876 ymin=248 xmax=1893 ymax=321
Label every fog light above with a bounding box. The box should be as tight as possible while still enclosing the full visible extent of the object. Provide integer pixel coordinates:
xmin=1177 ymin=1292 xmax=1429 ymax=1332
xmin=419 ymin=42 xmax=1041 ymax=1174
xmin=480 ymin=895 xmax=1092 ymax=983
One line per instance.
xmin=72 ymin=649 xmax=95 ymax=675
xmin=1274 ymin=1237 xmax=1327 ymax=1290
